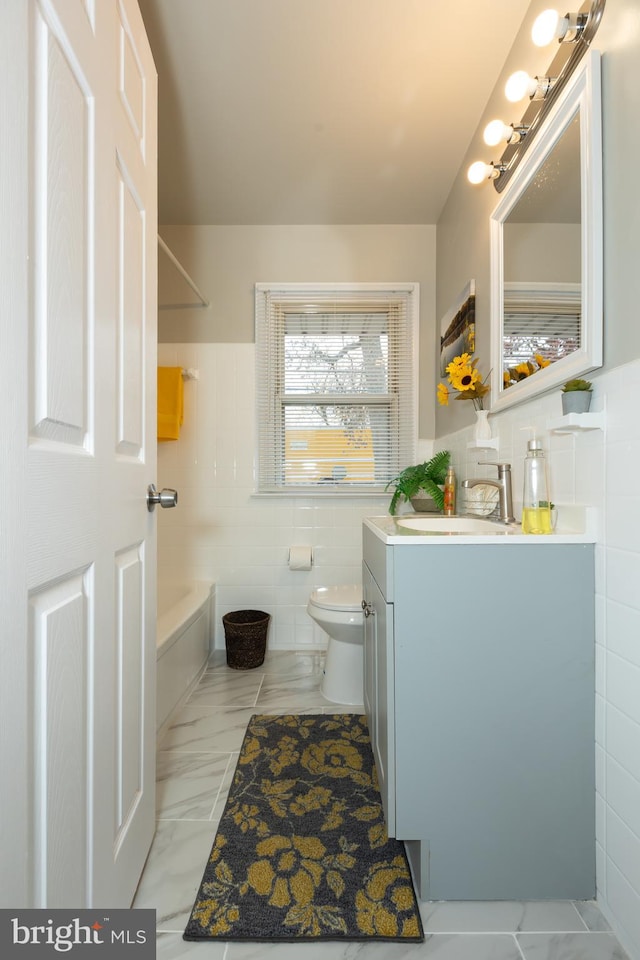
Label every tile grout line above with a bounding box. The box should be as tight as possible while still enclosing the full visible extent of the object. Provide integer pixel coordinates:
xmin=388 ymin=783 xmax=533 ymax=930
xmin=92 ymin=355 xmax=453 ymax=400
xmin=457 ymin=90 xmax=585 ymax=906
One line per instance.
xmin=155 ymin=817 xmax=222 ymax=823
xmin=420 ymin=928 xmax=604 ymax=936
xmin=513 ymin=931 xmax=528 ymax=960
xmin=207 ymin=750 xmax=237 ymax=822
xmin=253 ymin=674 xmax=265 ymax=707
xmin=569 ymin=899 xmax=591 ymax=931
xmin=518 ymin=928 xmax=611 ymax=935
xmin=156 ymin=748 xmax=237 ymax=757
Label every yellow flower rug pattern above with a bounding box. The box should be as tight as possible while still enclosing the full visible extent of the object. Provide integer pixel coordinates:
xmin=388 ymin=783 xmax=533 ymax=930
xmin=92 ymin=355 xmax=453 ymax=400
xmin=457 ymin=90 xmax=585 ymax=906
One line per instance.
xmin=184 ymin=713 xmax=424 ymax=943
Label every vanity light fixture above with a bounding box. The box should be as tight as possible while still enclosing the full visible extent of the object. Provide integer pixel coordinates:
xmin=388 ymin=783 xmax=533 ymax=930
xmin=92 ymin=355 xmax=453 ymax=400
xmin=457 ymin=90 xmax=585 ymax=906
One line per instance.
xmin=532 ymin=9 xmax=588 ymax=46
xmin=505 ymin=70 xmax=556 ymax=103
xmin=468 ymin=0 xmax=605 ymax=192
xmin=467 ymin=161 xmax=506 ymax=185
xmin=483 ymin=119 xmax=529 ymax=147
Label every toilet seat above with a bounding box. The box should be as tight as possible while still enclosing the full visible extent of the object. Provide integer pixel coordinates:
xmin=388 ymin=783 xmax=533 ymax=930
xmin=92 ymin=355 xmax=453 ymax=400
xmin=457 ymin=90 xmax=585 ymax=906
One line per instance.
xmin=309 ymin=584 xmax=362 ymax=613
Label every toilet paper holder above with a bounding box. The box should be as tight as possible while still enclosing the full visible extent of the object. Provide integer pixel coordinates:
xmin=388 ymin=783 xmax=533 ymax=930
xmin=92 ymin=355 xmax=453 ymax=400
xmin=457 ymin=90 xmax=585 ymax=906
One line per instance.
xmin=288 ymin=545 xmax=313 ymax=570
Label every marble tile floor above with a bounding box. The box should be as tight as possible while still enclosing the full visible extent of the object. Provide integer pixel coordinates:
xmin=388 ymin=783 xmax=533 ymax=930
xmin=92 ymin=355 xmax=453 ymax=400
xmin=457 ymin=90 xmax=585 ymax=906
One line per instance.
xmin=134 ymin=650 xmax=629 ymax=960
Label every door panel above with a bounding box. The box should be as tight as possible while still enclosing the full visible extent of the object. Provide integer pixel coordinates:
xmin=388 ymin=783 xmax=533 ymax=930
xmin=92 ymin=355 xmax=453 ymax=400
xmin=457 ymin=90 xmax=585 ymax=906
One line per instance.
xmin=31 ymin=4 xmax=91 ymax=447
xmin=119 ymin=15 xmax=146 ymax=148
xmin=116 ymin=163 xmax=145 ymax=455
xmin=30 ymin=571 xmax=91 ymax=906
xmin=115 ymin=545 xmax=144 ymax=840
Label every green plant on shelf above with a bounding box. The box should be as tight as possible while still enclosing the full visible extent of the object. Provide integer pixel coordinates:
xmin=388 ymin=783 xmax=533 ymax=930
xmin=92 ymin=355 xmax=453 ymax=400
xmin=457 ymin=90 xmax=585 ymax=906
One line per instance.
xmin=561 ymin=378 xmax=592 ymax=392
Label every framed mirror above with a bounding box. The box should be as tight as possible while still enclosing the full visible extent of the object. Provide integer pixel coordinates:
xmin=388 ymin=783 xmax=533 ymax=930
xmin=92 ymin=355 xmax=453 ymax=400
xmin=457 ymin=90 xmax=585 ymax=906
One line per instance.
xmin=490 ymin=49 xmax=602 ymax=412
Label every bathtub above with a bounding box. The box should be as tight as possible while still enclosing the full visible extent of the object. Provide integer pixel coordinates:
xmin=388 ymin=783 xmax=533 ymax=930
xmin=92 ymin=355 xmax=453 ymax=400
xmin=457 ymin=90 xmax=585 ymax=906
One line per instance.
xmin=156 ymin=580 xmax=214 ymax=735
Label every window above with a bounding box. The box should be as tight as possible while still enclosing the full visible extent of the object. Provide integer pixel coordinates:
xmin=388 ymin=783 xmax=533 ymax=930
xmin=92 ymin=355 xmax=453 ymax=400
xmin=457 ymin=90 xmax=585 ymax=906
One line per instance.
xmin=255 ymin=283 xmax=418 ymax=494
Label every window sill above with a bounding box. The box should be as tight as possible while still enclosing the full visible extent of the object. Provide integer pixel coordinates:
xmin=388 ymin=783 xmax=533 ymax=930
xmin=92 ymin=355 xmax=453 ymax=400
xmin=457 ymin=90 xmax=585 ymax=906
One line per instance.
xmin=251 ymin=489 xmax=390 ymax=500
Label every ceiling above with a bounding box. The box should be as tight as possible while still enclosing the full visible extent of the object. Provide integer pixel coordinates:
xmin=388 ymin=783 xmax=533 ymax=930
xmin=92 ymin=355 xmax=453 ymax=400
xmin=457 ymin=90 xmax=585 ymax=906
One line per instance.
xmin=138 ymin=0 xmax=532 ymax=226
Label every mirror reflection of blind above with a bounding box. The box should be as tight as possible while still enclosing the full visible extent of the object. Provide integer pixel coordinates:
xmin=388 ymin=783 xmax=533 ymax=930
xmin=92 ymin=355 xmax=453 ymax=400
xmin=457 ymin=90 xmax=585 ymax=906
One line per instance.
xmin=503 ymin=282 xmax=581 ymax=364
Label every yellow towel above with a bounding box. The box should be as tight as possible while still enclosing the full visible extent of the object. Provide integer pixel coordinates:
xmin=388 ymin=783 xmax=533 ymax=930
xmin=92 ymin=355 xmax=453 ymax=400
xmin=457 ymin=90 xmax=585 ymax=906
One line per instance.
xmin=157 ymin=367 xmax=184 ymax=441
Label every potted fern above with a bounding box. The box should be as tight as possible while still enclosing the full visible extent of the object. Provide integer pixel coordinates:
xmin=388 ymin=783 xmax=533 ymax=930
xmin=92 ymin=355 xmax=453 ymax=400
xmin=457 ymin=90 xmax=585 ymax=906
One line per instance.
xmin=386 ymin=450 xmax=451 ymax=515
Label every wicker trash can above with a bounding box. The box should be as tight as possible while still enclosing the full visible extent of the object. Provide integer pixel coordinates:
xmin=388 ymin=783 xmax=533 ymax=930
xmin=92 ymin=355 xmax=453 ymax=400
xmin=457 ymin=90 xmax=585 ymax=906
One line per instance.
xmin=222 ymin=610 xmax=270 ymax=669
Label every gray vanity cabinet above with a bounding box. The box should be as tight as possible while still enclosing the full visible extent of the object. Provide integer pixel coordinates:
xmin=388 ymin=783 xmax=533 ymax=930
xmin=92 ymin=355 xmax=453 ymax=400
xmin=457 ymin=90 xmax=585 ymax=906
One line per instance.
xmin=362 ymin=522 xmax=596 ymax=901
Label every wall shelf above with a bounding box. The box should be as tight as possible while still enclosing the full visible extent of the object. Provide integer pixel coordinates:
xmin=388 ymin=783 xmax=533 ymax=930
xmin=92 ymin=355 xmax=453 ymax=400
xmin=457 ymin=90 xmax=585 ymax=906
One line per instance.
xmin=467 ymin=438 xmax=499 ymax=451
xmin=548 ymin=411 xmax=605 ymax=434
xmin=158 ymin=235 xmax=210 ymax=309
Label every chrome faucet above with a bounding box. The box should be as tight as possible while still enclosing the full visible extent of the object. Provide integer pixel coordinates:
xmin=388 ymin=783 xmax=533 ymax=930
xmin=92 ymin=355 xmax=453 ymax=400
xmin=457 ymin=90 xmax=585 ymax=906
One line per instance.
xmin=461 ymin=462 xmax=516 ymax=523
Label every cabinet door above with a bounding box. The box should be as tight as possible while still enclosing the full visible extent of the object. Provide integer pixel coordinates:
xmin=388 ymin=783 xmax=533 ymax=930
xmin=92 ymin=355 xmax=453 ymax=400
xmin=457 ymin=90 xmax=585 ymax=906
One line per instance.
xmin=363 ymin=564 xmax=375 ymax=723
xmin=363 ymin=563 xmax=395 ymax=833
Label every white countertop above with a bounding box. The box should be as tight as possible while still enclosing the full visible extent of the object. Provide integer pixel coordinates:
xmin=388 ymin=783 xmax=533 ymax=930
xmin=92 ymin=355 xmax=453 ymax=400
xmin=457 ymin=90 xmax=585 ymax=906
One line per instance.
xmin=364 ymin=507 xmax=597 ymax=545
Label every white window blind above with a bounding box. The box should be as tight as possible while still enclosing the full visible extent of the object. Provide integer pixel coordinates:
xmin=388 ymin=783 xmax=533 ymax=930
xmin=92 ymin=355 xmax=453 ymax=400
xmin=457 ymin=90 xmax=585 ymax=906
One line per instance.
xmin=255 ymin=283 xmax=418 ymax=494
xmin=503 ymin=282 xmax=581 ymax=364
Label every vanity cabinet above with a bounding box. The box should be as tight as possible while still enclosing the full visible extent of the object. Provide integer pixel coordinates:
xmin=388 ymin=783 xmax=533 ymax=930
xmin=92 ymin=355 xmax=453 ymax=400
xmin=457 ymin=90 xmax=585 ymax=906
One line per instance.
xmin=362 ymin=522 xmax=595 ymax=901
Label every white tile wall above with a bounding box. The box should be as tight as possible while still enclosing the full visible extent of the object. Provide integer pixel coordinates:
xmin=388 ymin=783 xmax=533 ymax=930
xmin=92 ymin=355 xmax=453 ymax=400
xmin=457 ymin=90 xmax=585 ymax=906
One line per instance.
xmin=435 ymin=358 xmax=640 ymax=960
xmin=157 ymin=343 xmax=390 ymax=651
xmin=158 ymin=343 xmax=640 ymax=959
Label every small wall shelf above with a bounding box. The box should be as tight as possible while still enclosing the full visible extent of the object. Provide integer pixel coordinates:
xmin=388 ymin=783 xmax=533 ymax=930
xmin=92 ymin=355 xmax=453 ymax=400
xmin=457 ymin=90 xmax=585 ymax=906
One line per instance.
xmin=158 ymin=235 xmax=210 ymax=309
xmin=547 ymin=411 xmax=605 ymax=434
xmin=467 ymin=438 xmax=499 ymax=451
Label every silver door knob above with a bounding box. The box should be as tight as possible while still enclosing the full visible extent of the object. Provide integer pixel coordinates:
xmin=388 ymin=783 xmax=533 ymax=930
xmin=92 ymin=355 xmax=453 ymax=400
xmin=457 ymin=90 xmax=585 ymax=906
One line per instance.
xmin=361 ymin=600 xmax=373 ymax=618
xmin=147 ymin=483 xmax=178 ymax=512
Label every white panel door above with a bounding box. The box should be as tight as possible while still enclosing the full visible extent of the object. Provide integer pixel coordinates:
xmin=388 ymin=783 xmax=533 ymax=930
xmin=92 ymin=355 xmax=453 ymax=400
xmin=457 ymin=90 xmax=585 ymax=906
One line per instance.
xmin=0 ymin=0 xmax=157 ymax=907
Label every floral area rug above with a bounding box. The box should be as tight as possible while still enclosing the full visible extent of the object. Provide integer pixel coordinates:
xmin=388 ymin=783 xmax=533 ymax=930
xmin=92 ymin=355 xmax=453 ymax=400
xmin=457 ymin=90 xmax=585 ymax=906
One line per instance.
xmin=183 ymin=713 xmax=424 ymax=943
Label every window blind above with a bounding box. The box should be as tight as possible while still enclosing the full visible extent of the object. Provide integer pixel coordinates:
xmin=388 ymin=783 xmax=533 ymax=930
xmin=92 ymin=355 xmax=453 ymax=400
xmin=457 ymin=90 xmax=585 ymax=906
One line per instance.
xmin=255 ymin=284 xmax=418 ymax=494
xmin=503 ymin=282 xmax=581 ymax=364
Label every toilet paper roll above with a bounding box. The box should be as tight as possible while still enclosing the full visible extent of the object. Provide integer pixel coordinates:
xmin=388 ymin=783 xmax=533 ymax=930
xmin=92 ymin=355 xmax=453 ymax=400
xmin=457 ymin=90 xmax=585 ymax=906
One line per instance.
xmin=288 ymin=545 xmax=312 ymax=571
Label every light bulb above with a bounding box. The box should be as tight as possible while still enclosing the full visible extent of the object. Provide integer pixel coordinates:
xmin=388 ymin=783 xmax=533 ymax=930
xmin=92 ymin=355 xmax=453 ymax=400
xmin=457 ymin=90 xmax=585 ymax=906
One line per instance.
xmin=505 ymin=70 xmax=536 ymax=103
xmin=467 ymin=161 xmax=494 ymax=185
xmin=532 ymin=9 xmax=564 ymax=46
xmin=483 ymin=119 xmax=512 ymax=147
xmin=532 ymin=9 xmax=587 ymax=45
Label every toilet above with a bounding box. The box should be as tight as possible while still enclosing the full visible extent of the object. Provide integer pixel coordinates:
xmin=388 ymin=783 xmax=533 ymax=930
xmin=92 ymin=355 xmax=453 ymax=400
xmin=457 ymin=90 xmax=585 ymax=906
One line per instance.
xmin=306 ymin=585 xmax=364 ymax=705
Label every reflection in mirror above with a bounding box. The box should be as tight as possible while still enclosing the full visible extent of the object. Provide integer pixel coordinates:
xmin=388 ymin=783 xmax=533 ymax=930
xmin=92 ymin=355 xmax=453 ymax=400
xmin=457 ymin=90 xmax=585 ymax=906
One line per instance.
xmin=490 ymin=51 xmax=602 ymax=412
xmin=503 ymin=114 xmax=581 ymax=387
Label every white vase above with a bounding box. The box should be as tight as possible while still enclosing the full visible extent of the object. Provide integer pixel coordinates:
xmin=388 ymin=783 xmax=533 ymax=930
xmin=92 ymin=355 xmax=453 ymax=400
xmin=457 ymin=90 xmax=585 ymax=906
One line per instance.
xmin=474 ymin=409 xmax=492 ymax=442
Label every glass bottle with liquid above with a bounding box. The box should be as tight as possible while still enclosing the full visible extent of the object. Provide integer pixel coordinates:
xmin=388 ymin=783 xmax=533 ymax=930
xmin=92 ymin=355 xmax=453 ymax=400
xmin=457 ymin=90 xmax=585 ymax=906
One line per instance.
xmin=521 ymin=440 xmax=552 ymax=534
xmin=443 ymin=465 xmax=456 ymax=516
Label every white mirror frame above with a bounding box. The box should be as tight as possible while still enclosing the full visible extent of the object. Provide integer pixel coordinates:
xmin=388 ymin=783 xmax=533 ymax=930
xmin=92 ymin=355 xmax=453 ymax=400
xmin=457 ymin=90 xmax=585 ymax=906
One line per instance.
xmin=490 ymin=49 xmax=602 ymax=413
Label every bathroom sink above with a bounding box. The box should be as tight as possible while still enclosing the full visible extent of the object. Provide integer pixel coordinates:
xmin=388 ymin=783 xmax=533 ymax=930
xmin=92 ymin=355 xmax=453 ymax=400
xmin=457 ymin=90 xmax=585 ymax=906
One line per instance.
xmin=365 ymin=507 xmax=596 ymax=546
xmin=396 ymin=515 xmax=508 ymax=535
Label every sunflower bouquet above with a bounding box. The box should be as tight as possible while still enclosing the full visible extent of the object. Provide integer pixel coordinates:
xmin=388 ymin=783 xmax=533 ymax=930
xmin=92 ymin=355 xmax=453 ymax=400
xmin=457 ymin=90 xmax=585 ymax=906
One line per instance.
xmin=437 ymin=353 xmax=490 ymax=411
xmin=503 ymin=353 xmax=551 ymax=389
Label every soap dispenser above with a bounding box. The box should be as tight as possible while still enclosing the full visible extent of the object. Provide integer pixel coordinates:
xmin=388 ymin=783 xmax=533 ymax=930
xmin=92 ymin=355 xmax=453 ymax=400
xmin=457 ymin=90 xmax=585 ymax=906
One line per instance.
xmin=521 ymin=439 xmax=551 ymax=534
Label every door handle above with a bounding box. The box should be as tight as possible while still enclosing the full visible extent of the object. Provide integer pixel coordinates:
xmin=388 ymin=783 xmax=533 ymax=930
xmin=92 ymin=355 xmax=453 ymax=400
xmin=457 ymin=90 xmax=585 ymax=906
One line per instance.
xmin=361 ymin=600 xmax=373 ymax=618
xmin=147 ymin=483 xmax=178 ymax=512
